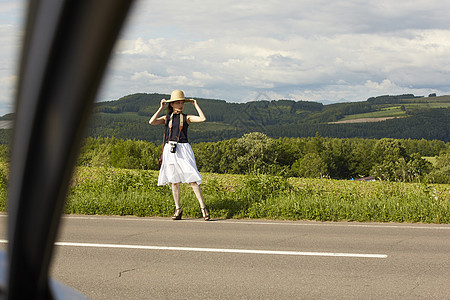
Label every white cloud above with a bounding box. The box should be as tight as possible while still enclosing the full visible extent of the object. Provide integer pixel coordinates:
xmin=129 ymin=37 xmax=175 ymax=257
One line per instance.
xmin=2 ymin=0 xmax=450 ymax=115
xmin=99 ymin=22 xmax=450 ymax=103
xmin=131 ymin=70 xmax=159 ymax=81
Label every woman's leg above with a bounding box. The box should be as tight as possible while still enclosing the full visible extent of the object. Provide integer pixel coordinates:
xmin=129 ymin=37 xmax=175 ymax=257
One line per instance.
xmin=172 ymin=183 xmax=181 ymax=209
xmin=171 ymin=183 xmax=182 ymax=220
xmin=189 ymin=182 xmax=205 ymax=208
xmin=190 ymin=182 xmax=210 ymax=220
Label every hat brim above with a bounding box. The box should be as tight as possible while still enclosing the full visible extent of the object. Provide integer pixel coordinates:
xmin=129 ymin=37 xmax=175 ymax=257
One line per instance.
xmin=166 ymin=98 xmax=192 ymax=103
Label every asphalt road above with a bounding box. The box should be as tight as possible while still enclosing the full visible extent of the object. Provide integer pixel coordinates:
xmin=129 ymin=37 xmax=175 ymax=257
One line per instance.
xmin=1 ymin=214 xmax=449 ymax=299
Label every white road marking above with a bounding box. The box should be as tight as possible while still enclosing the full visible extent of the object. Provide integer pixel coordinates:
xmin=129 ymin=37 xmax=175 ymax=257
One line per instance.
xmin=0 ymin=240 xmax=386 ymax=258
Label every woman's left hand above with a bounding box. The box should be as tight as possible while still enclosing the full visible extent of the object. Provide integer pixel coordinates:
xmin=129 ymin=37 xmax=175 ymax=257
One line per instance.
xmin=186 ymin=98 xmax=206 ymax=123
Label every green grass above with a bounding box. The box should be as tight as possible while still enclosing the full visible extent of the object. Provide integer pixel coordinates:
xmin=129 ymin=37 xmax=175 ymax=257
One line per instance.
xmin=341 ymin=98 xmax=450 ymax=121
xmin=342 ymin=107 xmax=406 ymax=121
xmin=405 ymin=102 xmax=450 ymax=109
xmin=65 ymin=167 xmax=449 ymax=223
xmin=1 ymin=165 xmax=448 ymax=223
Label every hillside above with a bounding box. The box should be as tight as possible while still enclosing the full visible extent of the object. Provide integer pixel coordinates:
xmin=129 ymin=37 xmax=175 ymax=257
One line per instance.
xmin=1 ymin=93 xmax=450 ymax=144
xmin=86 ymin=93 xmax=450 ymax=143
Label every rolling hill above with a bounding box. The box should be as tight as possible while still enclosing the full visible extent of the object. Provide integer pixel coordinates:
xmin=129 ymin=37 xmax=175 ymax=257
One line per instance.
xmin=1 ymin=93 xmax=450 ymax=144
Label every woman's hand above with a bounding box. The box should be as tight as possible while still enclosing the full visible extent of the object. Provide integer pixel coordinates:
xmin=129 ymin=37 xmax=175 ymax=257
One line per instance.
xmin=186 ymin=99 xmax=206 ymax=123
xmin=149 ymin=99 xmax=168 ymax=125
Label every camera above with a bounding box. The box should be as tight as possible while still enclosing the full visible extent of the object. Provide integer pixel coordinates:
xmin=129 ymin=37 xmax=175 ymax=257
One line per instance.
xmin=170 ymin=143 xmax=177 ymax=153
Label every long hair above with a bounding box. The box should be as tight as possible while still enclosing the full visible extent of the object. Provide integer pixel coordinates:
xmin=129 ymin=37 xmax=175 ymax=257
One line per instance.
xmin=167 ymin=103 xmax=174 ymax=115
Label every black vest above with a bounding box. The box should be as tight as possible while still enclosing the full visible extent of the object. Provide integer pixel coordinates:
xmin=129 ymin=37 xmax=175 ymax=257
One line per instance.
xmin=165 ymin=113 xmax=189 ymax=143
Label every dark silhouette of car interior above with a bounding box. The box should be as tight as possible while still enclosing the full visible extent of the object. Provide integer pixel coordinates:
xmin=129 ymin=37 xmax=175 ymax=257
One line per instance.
xmin=0 ymin=1 xmax=135 ymax=298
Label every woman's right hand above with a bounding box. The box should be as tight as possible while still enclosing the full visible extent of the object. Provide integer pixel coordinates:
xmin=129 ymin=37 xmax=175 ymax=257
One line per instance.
xmin=149 ymin=100 xmax=168 ymax=125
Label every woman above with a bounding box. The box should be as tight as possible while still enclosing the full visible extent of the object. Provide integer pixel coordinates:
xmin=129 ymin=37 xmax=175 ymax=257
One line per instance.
xmin=149 ymin=90 xmax=210 ymax=221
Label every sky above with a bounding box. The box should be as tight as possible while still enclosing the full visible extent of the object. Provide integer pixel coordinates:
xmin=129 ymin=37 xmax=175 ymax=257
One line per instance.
xmin=1 ymin=0 xmax=450 ymax=116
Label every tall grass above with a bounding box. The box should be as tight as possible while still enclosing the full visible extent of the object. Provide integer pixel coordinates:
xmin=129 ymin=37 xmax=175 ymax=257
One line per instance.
xmin=65 ymin=167 xmax=449 ymax=223
xmin=0 ymin=164 xmax=448 ymax=223
xmin=66 ymin=167 xmax=174 ymax=217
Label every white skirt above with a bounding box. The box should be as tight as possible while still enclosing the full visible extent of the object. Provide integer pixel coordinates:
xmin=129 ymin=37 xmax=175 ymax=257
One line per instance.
xmin=158 ymin=141 xmax=202 ymax=186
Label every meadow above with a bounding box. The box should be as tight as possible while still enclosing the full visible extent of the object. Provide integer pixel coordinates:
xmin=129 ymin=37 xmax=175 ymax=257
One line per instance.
xmin=339 ymin=99 xmax=450 ymax=122
xmin=0 ymin=163 xmax=448 ymax=223
xmin=54 ymin=166 xmax=450 ymax=223
xmin=341 ymin=106 xmax=406 ymax=121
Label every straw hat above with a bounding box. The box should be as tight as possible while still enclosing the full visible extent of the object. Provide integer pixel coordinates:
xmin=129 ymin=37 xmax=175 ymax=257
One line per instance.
xmin=166 ymin=90 xmax=192 ymax=103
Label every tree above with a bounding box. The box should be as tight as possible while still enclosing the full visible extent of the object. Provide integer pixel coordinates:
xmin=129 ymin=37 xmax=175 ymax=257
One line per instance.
xmin=404 ymin=153 xmax=433 ymax=182
xmin=371 ymin=139 xmax=409 ymax=180
xmin=291 ymin=153 xmax=328 ymax=178
xmin=234 ymin=132 xmax=276 ymax=173
xmin=321 ymin=138 xmax=354 ymax=179
xmin=429 ymin=153 xmax=450 ymax=184
xmin=371 ymin=138 xmax=408 ymax=164
xmin=348 ymin=139 xmax=376 ymax=178
xmin=370 ymin=139 xmax=434 ymax=181
xmin=272 ymin=137 xmax=305 ymax=167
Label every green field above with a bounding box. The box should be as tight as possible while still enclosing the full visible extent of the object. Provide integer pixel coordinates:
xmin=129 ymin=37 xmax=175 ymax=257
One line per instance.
xmin=405 ymin=102 xmax=450 ymax=109
xmin=341 ymin=103 xmax=450 ymax=121
xmin=342 ymin=107 xmax=406 ymax=121
xmin=1 ymin=164 xmax=448 ymax=223
xmin=340 ymin=96 xmax=450 ymax=121
xmin=49 ymin=167 xmax=450 ymax=223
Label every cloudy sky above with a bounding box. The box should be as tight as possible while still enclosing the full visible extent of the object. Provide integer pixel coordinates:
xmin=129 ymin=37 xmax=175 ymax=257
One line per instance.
xmin=1 ymin=0 xmax=450 ymax=116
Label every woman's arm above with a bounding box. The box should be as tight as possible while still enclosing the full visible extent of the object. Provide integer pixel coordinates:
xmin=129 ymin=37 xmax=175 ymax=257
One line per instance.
xmin=187 ymin=99 xmax=206 ymax=123
xmin=149 ymin=99 xmax=167 ymax=125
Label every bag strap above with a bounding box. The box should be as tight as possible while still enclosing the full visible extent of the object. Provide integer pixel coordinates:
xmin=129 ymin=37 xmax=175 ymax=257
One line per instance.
xmin=161 ymin=115 xmax=168 ymax=146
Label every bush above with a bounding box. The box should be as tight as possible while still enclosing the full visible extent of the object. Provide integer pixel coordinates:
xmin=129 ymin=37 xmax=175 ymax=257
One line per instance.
xmin=110 ymin=139 xmax=159 ymax=170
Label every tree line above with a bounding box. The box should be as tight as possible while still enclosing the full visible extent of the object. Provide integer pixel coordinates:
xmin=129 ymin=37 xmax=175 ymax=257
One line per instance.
xmin=50 ymin=134 xmax=449 ymax=184
xmin=0 ymin=130 xmax=449 ymax=183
